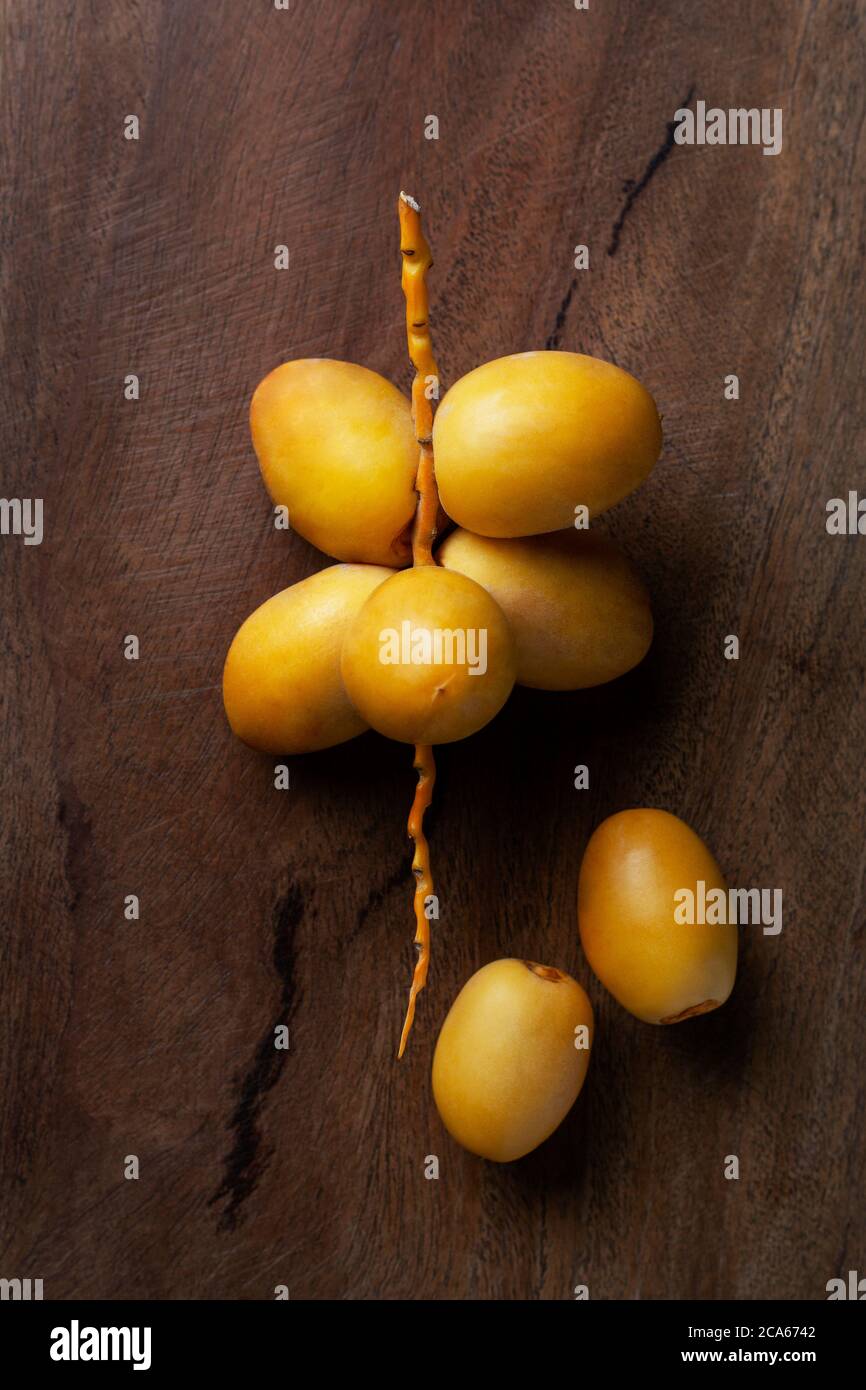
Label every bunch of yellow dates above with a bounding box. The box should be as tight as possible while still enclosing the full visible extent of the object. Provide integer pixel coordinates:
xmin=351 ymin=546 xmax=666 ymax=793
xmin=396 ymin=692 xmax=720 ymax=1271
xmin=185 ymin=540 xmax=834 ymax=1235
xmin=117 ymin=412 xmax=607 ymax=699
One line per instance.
xmin=223 ymin=350 xmax=737 ymax=1163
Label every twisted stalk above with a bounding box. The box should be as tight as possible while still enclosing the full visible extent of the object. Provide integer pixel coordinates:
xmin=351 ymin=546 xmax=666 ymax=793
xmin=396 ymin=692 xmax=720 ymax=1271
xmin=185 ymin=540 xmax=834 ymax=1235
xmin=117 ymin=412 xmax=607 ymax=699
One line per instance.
xmin=397 ymin=191 xmax=441 ymax=1058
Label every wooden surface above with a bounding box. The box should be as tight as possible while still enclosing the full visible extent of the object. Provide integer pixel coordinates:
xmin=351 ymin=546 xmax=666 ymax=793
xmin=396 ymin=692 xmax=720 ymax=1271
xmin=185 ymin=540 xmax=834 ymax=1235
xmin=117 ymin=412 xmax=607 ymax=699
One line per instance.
xmin=2 ymin=0 xmax=864 ymax=1301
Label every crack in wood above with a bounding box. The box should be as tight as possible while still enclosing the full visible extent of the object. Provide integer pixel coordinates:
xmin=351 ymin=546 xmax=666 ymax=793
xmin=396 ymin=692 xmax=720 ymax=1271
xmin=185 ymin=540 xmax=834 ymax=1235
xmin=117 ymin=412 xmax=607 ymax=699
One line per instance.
xmin=607 ymin=85 xmax=696 ymax=256
xmin=546 ymin=276 xmax=578 ymax=351
xmin=57 ymin=786 xmax=92 ymax=913
xmin=208 ymin=883 xmax=303 ymax=1232
xmin=345 ymin=854 xmax=413 ymax=946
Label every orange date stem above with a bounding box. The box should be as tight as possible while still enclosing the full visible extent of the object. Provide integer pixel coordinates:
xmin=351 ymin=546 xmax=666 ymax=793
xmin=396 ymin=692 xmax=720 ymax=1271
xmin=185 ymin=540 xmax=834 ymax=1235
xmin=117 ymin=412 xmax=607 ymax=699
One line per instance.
xmin=397 ymin=191 xmax=442 ymax=1058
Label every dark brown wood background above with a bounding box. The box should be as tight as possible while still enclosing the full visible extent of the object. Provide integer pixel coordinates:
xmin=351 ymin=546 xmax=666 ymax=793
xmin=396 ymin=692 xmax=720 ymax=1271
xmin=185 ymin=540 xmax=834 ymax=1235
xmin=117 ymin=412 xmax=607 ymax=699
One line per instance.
xmin=2 ymin=0 xmax=864 ymax=1301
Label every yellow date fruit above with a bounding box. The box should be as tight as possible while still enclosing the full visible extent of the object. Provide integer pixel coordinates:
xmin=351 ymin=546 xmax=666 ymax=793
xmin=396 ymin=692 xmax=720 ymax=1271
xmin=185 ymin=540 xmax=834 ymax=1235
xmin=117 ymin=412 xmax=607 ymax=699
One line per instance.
xmin=340 ymin=566 xmax=516 ymax=744
xmin=438 ymin=527 xmax=653 ymax=690
xmin=578 ymin=809 xmax=738 ymax=1024
xmin=432 ymin=958 xmax=594 ymax=1162
xmin=250 ymin=358 xmax=418 ymax=566
xmin=432 ymin=350 xmax=662 ymax=536
xmin=223 ymin=563 xmax=393 ymax=754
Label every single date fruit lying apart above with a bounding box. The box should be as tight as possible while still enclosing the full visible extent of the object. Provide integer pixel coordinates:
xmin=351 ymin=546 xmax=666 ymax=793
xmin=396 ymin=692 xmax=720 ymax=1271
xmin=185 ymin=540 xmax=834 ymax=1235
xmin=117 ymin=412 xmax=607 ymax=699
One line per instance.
xmin=223 ymin=563 xmax=394 ymax=753
xmin=250 ymin=358 xmax=418 ymax=567
xmin=438 ymin=526 xmax=653 ymax=690
xmin=432 ymin=350 xmax=663 ymax=537
xmin=432 ymin=958 xmax=594 ymax=1162
xmin=578 ymin=808 xmax=738 ymax=1023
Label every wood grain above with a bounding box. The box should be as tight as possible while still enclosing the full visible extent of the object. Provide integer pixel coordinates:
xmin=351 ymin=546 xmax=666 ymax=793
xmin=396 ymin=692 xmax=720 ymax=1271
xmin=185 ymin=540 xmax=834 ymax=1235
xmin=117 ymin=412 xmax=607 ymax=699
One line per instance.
xmin=1 ymin=0 xmax=864 ymax=1300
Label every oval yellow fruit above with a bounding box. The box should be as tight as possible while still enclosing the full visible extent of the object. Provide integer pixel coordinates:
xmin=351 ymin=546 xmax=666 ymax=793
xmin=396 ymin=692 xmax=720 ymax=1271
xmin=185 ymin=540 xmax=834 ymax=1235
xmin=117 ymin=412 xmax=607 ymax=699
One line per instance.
xmin=432 ymin=350 xmax=662 ymax=536
xmin=340 ymin=566 xmax=516 ymax=744
xmin=578 ymin=809 xmax=737 ymax=1024
xmin=432 ymin=958 xmax=594 ymax=1162
xmin=250 ymin=358 xmax=418 ymax=566
xmin=438 ymin=527 xmax=653 ymax=690
xmin=223 ymin=563 xmax=393 ymax=754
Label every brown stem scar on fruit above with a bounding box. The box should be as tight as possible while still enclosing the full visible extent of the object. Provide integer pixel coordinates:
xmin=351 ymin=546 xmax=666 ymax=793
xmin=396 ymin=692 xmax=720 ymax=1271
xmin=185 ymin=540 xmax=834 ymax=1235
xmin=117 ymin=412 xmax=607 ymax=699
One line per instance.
xmin=660 ymin=1000 xmax=719 ymax=1023
xmin=524 ymin=961 xmax=566 ymax=983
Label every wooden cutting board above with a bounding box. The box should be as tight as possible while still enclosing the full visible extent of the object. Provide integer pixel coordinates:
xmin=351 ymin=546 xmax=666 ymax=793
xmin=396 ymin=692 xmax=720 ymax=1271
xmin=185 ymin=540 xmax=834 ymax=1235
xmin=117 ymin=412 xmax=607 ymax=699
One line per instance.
xmin=2 ymin=0 xmax=863 ymax=1299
